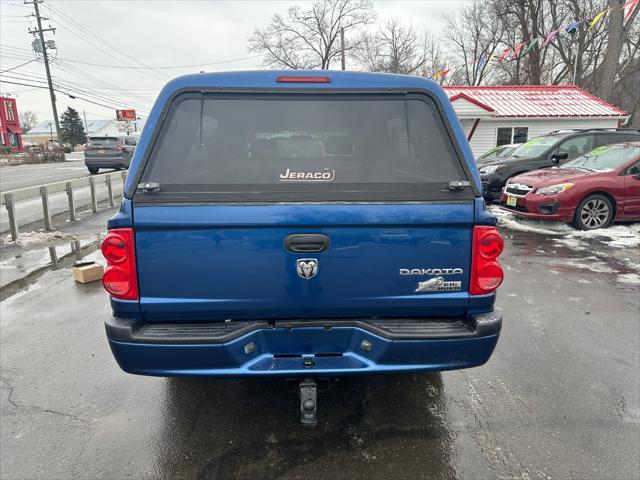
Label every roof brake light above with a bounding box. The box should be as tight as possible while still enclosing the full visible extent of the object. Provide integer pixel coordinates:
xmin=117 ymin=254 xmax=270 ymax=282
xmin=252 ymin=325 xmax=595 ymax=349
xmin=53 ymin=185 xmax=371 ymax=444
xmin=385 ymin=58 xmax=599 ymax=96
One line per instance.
xmin=276 ymin=76 xmax=331 ymax=84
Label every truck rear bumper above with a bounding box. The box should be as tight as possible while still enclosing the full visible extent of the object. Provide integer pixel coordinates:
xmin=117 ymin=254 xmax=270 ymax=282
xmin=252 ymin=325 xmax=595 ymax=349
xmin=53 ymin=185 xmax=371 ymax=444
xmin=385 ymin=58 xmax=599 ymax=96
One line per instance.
xmin=106 ymin=313 xmax=501 ymax=377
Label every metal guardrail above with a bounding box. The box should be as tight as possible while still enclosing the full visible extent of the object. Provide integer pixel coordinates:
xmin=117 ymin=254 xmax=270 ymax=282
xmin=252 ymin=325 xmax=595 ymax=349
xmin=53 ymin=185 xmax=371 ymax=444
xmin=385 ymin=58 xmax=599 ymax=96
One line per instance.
xmin=2 ymin=170 xmax=127 ymax=241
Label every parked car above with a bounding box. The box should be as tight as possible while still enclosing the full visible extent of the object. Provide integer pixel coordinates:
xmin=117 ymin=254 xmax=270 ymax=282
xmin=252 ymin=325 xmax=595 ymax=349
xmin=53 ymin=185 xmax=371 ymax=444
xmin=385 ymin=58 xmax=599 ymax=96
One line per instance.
xmin=478 ymin=128 xmax=640 ymax=201
xmin=500 ymin=142 xmax=640 ymax=229
xmin=477 ymin=143 xmax=521 ymax=161
xmin=84 ymin=135 xmax=137 ymax=174
xmin=100 ymin=71 xmax=505 ymax=424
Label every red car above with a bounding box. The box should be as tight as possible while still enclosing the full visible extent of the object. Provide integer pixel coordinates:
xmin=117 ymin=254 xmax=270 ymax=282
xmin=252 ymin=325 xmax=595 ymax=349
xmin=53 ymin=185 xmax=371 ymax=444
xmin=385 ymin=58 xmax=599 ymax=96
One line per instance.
xmin=500 ymin=142 xmax=640 ymax=229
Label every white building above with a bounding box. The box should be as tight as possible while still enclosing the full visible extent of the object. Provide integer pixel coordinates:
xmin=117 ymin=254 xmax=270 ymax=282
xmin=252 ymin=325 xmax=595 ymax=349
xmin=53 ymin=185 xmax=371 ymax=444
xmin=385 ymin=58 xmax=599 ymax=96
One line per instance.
xmin=443 ymin=85 xmax=629 ymax=157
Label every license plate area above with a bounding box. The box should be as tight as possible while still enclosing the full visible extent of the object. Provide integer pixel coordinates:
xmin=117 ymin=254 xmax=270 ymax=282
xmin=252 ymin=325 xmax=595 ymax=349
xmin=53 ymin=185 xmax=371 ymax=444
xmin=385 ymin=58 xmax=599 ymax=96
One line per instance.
xmin=98 ymin=149 xmax=105 ymax=154
xmin=506 ymin=195 xmax=517 ymax=207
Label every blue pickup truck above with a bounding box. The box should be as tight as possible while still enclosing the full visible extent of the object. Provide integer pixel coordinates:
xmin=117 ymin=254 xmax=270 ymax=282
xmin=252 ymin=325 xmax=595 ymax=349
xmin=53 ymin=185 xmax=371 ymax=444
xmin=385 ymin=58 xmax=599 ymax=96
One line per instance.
xmin=101 ymin=71 xmax=504 ymax=424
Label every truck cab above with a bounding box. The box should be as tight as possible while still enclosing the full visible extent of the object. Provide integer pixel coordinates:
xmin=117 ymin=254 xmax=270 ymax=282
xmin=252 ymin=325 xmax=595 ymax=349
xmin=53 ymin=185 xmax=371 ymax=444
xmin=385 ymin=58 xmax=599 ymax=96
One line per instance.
xmin=102 ymin=71 xmax=504 ymax=384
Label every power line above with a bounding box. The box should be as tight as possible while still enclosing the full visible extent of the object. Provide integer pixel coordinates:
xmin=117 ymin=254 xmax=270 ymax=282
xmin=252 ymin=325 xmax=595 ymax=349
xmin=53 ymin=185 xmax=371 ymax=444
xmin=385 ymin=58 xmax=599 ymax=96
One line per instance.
xmin=1 ymin=69 xmax=152 ymax=113
xmin=47 ymin=4 xmax=170 ymax=81
xmin=2 ymin=42 xmax=262 ymax=72
xmin=52 ymin=58 xmax=155 ymax=108
xmin=0 ymin=51 xmax=37 ymax=61
xmin=0 ymin=79 xmax=147 ymax=115
xmin=0 ymin=59 xmax=39 ymax=73
xmin=0 ymin=51 xmax=158 ymax=92
xmin=2 ymin=71 xmax=152 ymax=114
xmin=1 ymin=45 xmax=36 ymax=54
xmin=44 ymin=54 xmax=264 ymax=70
xmin=0 ymin=61 xmax=159 ymax=110
xmin=45 ymin=19 xmax=166 ymax=83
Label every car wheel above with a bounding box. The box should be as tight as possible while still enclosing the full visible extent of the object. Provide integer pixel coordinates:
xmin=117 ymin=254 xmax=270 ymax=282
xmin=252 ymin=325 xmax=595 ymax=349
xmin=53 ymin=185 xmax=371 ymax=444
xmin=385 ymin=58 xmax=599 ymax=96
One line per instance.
xmin=87 ymin=166 xmax=99 ymax=174
xmin=573 ymin=194 xmax=613 ymax=230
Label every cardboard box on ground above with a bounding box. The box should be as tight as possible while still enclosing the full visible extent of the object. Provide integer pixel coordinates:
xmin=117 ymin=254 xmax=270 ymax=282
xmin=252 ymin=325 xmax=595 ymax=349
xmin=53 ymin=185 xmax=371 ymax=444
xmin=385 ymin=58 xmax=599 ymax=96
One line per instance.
xmin=72 ymin=262 xmax=104 ymax=283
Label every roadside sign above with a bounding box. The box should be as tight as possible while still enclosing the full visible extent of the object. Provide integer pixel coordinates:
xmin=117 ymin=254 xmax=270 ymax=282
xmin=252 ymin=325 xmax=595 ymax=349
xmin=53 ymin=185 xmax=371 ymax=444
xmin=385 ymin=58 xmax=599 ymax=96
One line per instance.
xmin=117 ymin=120 xmax=136 ymax=133
xmin=116 ymin=109 xmax=136 ymax=122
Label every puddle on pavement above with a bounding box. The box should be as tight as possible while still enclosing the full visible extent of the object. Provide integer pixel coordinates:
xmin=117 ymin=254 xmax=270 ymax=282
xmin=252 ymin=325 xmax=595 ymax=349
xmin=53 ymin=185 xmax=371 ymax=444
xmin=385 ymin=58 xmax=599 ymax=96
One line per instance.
xmin=0 ymin=239 xmax=101 ymax=301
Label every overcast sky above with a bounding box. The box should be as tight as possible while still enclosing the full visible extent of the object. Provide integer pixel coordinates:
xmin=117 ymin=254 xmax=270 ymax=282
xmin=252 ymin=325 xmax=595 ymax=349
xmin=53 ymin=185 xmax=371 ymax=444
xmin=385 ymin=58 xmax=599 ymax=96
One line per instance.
xmin=0 ymin=0 xmax=469 ymax=123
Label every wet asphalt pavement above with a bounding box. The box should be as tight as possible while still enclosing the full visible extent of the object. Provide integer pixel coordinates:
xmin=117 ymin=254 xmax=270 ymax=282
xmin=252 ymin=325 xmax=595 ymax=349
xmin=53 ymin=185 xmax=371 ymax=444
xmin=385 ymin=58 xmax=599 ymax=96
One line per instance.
xmin=0 ymin=154 xmax=87 ymax=192
xmin=1 ymin=222 xmax=639 ymax=479
xmin=0 ymin=156 xmax=125 ymax=234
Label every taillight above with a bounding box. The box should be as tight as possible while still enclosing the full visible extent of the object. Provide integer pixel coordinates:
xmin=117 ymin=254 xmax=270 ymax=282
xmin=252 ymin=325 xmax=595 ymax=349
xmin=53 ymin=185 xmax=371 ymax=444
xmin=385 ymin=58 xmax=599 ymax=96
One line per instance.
xmin=101 ymin=228 xmax=138 ymax=300
xmin=470 ymin=226 xmax=504 ymax=295
xmin=116 ymin=145 xmax=124 ymax=152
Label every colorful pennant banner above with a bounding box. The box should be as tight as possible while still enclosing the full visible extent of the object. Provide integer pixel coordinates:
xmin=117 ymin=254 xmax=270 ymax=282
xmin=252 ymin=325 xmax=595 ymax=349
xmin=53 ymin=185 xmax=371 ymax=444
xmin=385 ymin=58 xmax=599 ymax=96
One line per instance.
xmin=428 ymin=0 xmax=638 ymax=81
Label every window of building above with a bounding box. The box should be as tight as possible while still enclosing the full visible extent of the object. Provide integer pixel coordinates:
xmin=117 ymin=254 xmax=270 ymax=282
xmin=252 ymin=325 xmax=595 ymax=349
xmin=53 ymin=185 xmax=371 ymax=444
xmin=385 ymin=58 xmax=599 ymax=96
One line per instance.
xmin=496 ymin=126 xmax=529 ymax=146
xmin=5 ymin=101 xmax=15 ymax=121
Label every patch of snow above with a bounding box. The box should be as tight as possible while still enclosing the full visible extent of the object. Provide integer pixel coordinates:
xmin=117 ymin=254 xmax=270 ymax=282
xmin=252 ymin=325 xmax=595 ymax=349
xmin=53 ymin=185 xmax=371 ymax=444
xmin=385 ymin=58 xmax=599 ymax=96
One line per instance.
xmin=550 ymin=259 xmax=617 ymax=274
xmin=489 ymin=206 xmax=571 ymax=236
xmin=489 ymin=205 xmax=640 ymax=249
xmin=616 ymin=273 xmax=640 ymax=284
xmin=7 ymin=230 xmax=78 ymax=247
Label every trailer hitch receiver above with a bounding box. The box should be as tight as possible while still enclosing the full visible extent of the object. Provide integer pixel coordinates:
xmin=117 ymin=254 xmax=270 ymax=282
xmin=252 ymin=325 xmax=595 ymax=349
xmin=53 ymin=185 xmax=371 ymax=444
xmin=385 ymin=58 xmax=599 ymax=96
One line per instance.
xmin=299 ymin=378 xmax=317 ymax=427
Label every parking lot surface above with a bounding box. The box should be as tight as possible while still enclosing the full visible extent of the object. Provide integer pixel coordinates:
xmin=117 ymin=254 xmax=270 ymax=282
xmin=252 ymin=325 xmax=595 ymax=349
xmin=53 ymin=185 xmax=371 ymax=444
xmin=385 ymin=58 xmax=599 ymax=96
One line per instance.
xmin=1 ymin=223 xmax=639 ymax=479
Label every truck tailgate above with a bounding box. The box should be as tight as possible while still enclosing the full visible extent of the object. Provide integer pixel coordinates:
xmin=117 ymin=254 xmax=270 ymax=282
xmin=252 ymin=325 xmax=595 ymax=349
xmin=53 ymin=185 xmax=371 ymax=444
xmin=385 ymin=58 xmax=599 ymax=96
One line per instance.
xmin=133 ymin=202 xmax=473 ymax=321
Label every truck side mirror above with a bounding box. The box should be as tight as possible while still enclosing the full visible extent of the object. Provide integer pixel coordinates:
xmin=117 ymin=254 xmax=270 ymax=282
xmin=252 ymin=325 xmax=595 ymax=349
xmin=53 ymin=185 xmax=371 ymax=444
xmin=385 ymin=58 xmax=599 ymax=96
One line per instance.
xmin=634 ymin=172 xmax=640 ymax=180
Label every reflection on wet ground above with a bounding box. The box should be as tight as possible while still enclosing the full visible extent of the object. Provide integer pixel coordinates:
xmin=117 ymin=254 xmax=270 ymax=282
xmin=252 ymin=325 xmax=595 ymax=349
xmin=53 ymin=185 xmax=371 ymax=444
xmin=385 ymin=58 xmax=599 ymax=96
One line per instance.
xmin=0 ymin=239 xmax=100 ymax=301
xmin=154 ymin=374 xmax=457 ymax=480
xmin=504 ymin=228 xmax=640 ymax=285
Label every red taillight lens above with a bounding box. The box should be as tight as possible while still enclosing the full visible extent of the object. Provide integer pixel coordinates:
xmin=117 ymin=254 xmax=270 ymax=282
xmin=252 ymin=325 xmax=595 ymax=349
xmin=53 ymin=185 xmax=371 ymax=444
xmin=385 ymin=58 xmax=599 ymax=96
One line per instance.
xmin=470 ymin=226 xmax=504 ymax=295
xmin=101 ymin=228 xmax=138 ymax=300
xmin=102 ymin=267 xmax=132 ymax=296
xmin=101 ymin=233 xmax=127 ymax=263
xmin=276 ymin=76 xmax=331 ymax=83
xmin=475 ymin=263 xmax=504 ymax=291
xmin=477 ymin=231 xmax=504 ymax=258
xmin=116 ymin=145 xmax=124 ymax=152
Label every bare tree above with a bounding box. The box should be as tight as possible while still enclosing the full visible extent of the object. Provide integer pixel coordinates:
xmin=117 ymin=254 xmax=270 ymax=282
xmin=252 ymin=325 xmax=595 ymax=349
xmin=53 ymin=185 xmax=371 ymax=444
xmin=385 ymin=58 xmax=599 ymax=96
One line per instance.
xmin=593 ymin=0 xmax=640 ymax=100
xmin=419 ymin=31 xmax=447 ymax=78
xmin=353 ymin=18 xmax=447 ymax=77
xmin=443 ymin=0 xmax=505 ymax=85
xmin=353 ymin=18 xmax=428 ymax=74
xmin=19 ymin=110 xmax=38 ymax=133
xmin=443 ymin=0 xmax=639 ymax=124
xmin=248 ymin=0 xmax=375 ymax=69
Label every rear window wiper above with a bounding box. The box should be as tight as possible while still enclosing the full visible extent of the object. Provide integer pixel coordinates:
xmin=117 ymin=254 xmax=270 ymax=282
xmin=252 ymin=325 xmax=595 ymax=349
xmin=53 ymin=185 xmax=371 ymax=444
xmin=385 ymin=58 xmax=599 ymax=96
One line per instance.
xmin=137 ymin=182 xmax=161 ymax=193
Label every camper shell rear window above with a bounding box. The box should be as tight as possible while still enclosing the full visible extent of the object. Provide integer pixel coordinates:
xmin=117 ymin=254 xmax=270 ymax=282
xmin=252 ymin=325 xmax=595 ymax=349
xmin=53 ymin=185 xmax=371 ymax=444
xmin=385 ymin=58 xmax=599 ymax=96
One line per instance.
xmin=135 ymin=93 xmax=472 ymax=202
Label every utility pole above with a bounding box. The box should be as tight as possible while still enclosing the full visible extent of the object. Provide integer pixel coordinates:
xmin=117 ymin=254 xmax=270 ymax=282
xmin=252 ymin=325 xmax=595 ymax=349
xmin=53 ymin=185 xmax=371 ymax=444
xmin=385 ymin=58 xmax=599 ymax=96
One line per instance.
xmin=83 ymin=110 xmax=89 ymax=141
xmin=26 ymin=0 xmax=62 ymax=145
xmin=572 ymin=41 xmax=579 ymax=85
xmin=340 ymin=26 xmax=346 ymax=71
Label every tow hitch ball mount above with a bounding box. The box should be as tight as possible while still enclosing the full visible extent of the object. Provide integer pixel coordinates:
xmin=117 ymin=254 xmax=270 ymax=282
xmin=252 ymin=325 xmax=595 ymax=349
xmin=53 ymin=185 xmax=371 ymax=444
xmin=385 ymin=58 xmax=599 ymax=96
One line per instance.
xmin=299 ymin=378 xmax=317 ymax=427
